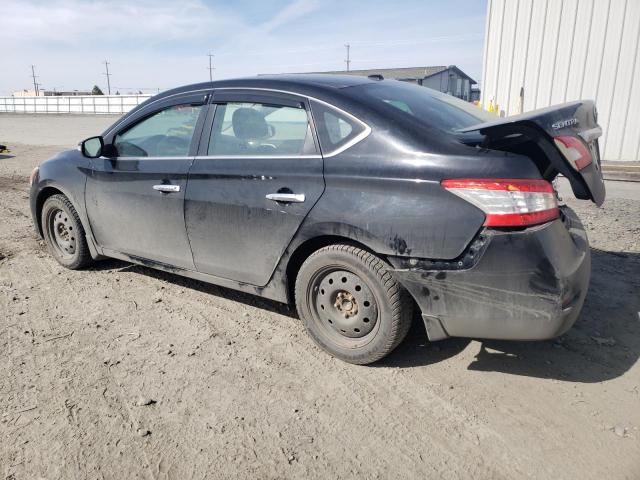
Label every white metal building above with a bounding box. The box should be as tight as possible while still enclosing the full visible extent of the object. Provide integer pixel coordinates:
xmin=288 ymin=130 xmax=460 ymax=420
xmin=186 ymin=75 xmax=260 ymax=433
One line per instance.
xmin=481 ymin=0 xmax=640 ymax=162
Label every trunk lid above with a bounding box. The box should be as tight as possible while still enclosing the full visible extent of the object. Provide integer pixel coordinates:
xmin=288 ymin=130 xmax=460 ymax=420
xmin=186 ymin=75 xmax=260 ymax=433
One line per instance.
xmin=457 ymin=100 xmax=605 ymax=206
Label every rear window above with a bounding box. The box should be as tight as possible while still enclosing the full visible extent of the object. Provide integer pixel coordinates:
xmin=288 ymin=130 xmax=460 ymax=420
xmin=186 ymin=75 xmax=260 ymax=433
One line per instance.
xmin=348 ymin=81 xmax=494 ymax=132
xmin=310 ymin=100 xmax=366 ymax=154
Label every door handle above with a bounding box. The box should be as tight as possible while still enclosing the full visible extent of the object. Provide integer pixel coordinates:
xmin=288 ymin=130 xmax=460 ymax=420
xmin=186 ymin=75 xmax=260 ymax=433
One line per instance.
xmin=153 ymin=184 xmax=180 ymax=193
xmin=266 ymin=193 xmax=305 ymax=203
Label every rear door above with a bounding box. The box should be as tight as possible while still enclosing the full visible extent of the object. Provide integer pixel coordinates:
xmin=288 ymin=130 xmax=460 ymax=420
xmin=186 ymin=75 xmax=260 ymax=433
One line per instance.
xmin=184 ymin=90 xmax=324 ymax=286
xmin=86 ymin=91 xmax=209 ymax=269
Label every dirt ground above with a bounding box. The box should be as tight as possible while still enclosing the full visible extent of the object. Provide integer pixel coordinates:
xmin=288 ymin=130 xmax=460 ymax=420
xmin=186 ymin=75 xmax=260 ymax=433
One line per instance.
xmin=1 ymin=141 xmax=639 ymax=480
xmin=0 ymin=114 xmax=121 ymax=148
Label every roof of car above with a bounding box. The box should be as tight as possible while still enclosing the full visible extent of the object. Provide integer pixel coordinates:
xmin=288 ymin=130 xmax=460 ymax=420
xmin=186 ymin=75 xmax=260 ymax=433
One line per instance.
xmin=256 ymin=74 xmax=376 ymax=88
xmin=154 ymin=74 xmax=379 ymax=101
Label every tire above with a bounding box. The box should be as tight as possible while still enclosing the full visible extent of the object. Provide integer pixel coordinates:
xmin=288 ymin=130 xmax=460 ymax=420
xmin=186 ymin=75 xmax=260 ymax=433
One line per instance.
xmin=295 ymin=244 xmax=412 ymax=365
xmin=41 ymin=194 xmax=93 ymax=270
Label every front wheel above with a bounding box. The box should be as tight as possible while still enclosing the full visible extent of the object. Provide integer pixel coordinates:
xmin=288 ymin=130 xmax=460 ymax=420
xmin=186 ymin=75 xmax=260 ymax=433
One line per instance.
xmin=41 ymin=194 xmax=93 ymax=270
xmin=295 ymin=244 xmax=412 ymax=365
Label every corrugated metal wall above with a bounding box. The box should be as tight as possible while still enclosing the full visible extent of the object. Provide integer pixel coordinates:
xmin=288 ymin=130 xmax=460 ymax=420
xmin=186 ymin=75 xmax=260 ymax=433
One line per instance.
xmin=481 ymin=0 xmax=640 ymax=161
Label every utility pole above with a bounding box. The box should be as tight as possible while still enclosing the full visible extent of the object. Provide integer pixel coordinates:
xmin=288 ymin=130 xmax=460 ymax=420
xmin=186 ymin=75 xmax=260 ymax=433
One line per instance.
xmin=30 ymin=65 xmax=39 ymax=95
xmin=102 ymin=60 xmax=112 ymax=95
xmin=207 ymin=53 xmax=215 ymax=81
xmin=344 ymin=44 xmax=351 ymax=71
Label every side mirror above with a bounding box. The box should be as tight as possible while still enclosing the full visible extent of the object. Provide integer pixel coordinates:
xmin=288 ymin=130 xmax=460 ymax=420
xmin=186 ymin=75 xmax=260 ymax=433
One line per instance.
xmin=80 ymin=136 xmax=104 ymax=158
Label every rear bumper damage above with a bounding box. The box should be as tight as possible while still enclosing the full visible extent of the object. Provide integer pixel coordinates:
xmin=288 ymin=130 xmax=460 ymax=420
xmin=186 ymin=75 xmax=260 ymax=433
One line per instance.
xmin=391 ymin=206 xmax=590 ymax=341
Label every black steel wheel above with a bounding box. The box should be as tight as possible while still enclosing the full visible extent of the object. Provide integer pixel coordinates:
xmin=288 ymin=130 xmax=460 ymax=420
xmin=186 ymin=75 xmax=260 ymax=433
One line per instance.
xmin=41 ymin=194 xmax=92 ymax=269
xmin=295 ymin=244 xmax=412 ymax=364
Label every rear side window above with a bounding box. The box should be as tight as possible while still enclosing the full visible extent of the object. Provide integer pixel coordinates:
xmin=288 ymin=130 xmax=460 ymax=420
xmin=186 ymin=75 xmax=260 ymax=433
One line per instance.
xmin=310 ymin=100 xmax=366 ymax=154
xmin=207 ymin=102 xmax=313 ymax=156
xmin=114 ymin=104 xmax=203 ymax=157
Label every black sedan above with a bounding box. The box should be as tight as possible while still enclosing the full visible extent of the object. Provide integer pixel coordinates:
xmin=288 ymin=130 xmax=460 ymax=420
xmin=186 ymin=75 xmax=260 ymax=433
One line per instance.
xmin=29 ymin=75 xmax=605 ymax=364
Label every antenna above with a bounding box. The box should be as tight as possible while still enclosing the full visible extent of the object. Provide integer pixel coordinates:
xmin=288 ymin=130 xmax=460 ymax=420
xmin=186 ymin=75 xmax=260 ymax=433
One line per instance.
xmin=344 ymin=44 xmax=351 ymax=71
xmin=102 ymin=60 xmax=112 ymax=95
xmin=207 ymin=53 xmax=215 ymax=81
xmin=30 ymin=65 xmax=39 ymax=95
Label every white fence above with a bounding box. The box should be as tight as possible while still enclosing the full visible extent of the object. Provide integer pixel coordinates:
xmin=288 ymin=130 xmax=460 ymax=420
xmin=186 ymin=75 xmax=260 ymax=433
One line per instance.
xmin=0 ymin=95 xmax=152 ymax=115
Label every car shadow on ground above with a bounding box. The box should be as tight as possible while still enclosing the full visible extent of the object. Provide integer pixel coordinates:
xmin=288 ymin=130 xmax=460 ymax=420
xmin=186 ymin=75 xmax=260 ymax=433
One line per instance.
xmin=381 ymin=249 xmax=640 ymax=383
xmin=88 ymin=258 xmax=296 ymax=318
xmin=91 ymin=248 xmax=639 ymax=381
xmin=376 ymin=317 xmax=473 ymax=368
xmin=0 ymin=154 xmax=15 ymax=160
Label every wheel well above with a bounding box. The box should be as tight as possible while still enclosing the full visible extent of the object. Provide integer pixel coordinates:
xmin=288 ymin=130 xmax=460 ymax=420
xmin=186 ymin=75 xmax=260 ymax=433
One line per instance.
xmin=285 ymin=235 xmax=381 ymax=304
xmin=35 ymin=187 xmax=64 ymax=236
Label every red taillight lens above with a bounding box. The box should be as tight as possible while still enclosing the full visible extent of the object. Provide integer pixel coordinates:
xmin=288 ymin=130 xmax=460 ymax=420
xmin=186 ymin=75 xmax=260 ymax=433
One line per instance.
xmin=441 ymin=178 xmax=559 ymax=227
xmin=554 ymin=135 xmax=592 ymax=170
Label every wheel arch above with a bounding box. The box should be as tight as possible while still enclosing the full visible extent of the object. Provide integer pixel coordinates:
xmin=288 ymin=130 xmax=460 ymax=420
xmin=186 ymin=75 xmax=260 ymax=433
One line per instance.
xmin=35 ymin=186 xmax=66 ymax=237
xmin=34 ymin=184 xmax=102 ymax=260
xmin=284 ymin=234 xmax=385 ymax=304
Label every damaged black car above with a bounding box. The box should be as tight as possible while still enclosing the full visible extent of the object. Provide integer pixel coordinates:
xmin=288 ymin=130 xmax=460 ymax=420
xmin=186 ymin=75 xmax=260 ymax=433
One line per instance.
xmin=29 ymin=74 xmax=605 ymax=364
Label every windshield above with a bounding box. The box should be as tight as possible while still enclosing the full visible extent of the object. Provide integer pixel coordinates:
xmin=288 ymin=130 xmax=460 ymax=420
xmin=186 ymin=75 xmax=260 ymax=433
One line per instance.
xmin=348 ymin=81 xmax=494 ymax=131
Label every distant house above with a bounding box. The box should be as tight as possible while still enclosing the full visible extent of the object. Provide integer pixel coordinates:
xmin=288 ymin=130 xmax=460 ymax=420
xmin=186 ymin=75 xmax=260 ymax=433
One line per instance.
xmin=310 ymin=65 xmax=478 ymax=101
xmin=470 ymin=85 xmax=481 ymax=103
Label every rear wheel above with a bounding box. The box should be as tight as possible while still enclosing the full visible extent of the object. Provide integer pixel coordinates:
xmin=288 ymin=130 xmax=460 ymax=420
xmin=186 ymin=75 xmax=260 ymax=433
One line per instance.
xmin=295 ymin=244 xmax=412 ymax=364
xmin=41 ymin=194 xmax=93 ymax=269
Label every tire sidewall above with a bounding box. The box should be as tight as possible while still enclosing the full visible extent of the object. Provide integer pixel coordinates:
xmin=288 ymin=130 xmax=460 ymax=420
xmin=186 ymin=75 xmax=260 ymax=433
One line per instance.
xmin=296 ymin=248 xmax=399 ymax=364
xmin=41 ymin=195 xmax=86 ymax=269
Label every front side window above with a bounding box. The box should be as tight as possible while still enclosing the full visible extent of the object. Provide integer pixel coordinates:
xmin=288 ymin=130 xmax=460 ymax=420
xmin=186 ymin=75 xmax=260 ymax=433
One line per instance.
xmin=207 ymin=102 xmax=312 ymax=156
xmin=310 ymin=100 xmax=366 ymax=154
xmin=114 ymin=104 xmax=203 ymax=157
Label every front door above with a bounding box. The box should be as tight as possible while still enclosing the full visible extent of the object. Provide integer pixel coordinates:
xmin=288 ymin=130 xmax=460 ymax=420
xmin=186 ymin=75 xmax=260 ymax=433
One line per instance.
xmin=185 ymin=90 xmax=324 ymax=286
xmin=86 ymin=94 xmax=208 ymax=269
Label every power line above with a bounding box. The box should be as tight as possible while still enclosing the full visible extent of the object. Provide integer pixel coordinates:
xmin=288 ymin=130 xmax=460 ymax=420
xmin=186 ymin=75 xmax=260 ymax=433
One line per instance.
xmin=30 ymin=65 xmax=39 ymax=95
xmin=102 ymin=60 xmax=112 ymax=95
xmin=207 ymin=53 xmax=215 ymax=81
xmin=344 ymin=44 xmax=351 ymax=71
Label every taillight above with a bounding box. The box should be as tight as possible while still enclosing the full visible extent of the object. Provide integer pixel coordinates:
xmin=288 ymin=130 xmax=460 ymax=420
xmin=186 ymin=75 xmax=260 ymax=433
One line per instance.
xmin=29 ymin=166 xmax=39 ymax=186
xmin=554 ymin=135 xmax=592 ymax=170
xmin=441 ymin=178 xmax=559 ymax=227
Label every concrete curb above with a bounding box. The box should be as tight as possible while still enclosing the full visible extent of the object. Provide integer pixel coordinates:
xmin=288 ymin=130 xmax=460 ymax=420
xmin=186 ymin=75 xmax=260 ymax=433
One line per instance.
xmin=601 ymin=162 xmax=640 ymax=182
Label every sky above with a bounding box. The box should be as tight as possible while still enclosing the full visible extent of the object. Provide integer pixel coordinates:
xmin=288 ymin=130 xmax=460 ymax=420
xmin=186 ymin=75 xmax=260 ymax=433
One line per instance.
xmin=0 ymin=0 xmax=488 ymax=96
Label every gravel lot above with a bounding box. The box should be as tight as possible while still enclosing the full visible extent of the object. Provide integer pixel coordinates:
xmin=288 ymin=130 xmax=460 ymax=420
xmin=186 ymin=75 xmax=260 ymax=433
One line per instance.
xmin=1 ymin=120 xmax=640 ymax=479
xmin=0 ymin=113 xmax=121 ymax=147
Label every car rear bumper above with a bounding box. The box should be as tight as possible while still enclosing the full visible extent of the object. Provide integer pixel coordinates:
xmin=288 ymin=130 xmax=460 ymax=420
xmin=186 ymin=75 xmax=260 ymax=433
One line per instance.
xmin=391 ymin=206 xmax=590 ymax=341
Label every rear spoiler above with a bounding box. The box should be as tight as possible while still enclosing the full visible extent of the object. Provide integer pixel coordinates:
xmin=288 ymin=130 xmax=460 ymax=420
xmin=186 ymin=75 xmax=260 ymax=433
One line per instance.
xmin=457 ymin=101 xmax=605 ymax=206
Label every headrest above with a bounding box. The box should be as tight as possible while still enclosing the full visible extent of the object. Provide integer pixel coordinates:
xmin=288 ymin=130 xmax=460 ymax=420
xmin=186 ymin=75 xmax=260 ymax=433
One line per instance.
xmin=232 ymin=107 xmax=269 ymax=140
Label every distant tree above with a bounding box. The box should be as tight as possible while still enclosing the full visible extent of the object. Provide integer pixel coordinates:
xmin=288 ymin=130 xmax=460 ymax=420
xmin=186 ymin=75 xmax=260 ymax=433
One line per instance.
xmin=138 ymin=90 xmax=143 ymax=94
xmin=92 ymin=85 xmax=104 ymax=95
xmin=115 ymin=91 xmax=120 ymax=95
